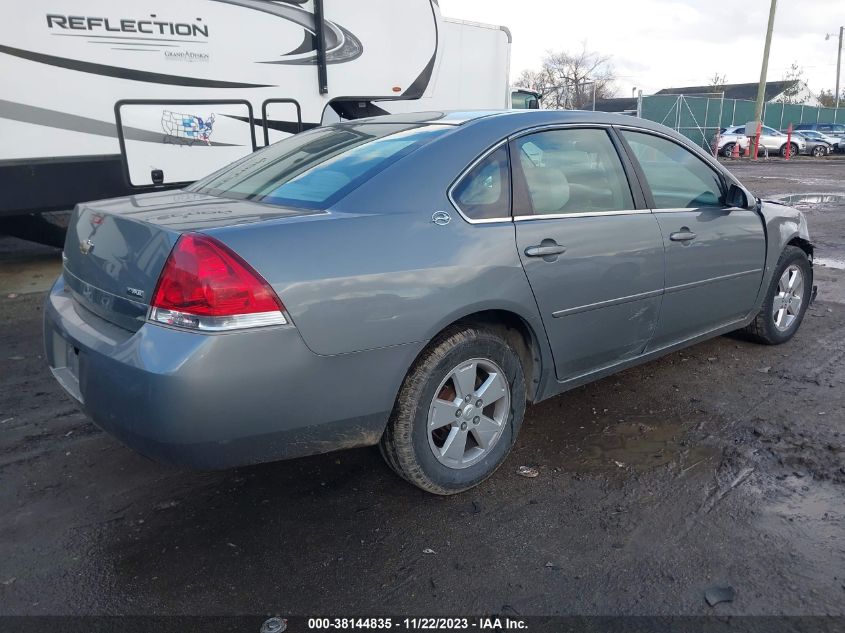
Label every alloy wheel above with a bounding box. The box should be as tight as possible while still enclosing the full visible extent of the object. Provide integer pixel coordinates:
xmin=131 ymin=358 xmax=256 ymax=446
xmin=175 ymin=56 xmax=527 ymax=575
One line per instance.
xmin=427 ymin=358 xmax=511 ymax=469
xmin=772 ymin=265 xmax=804 ymax=331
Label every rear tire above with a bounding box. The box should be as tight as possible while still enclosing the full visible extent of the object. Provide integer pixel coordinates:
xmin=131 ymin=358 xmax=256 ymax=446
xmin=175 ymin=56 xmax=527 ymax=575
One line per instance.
xmin=380 ymin=325 xmax=526 ymax=495
xmin=745 ymin=246 xmax=812 ymax=345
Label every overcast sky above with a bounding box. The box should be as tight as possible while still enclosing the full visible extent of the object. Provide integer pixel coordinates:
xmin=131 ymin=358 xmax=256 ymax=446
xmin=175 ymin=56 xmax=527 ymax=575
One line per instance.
xmin=438 ymin=0 xmax=845 ymax=100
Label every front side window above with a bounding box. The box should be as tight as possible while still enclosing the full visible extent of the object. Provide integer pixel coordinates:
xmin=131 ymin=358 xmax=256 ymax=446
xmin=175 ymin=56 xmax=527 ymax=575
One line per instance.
xmin=621 ymin=130 xmax=724 ymax=209
xmin=191 ymin=122 xmax=450 ymax=210
xmin=451 ymin=145 xmax=511 ymax=220
xmin=513 ymin=128 xmax=633 ymax=215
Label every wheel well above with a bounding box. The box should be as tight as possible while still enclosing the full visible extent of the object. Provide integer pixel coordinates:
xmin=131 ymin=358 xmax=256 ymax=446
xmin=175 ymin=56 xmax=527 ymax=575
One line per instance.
xmin=449 ymin=310 xmax=543 ymax=403
xmin=788 ymin=237 xmax=814 ymax=259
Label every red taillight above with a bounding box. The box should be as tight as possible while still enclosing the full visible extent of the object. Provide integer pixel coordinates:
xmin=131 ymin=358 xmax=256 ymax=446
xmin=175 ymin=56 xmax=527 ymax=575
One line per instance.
xmin=149 ymin=233 xmax=286 ymax=331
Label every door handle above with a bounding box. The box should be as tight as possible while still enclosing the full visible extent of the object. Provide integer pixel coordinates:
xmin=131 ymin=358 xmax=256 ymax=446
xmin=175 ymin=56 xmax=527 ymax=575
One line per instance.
xmin=524 ymin=243 xmax=567 ymax=258
xmin=669 ymin=229 xmax=697 ymax=242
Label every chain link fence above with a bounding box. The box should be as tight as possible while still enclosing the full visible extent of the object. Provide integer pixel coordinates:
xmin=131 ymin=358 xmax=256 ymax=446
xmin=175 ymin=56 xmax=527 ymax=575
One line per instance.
xmin=639 ymin=94 xmax=844 ymax=151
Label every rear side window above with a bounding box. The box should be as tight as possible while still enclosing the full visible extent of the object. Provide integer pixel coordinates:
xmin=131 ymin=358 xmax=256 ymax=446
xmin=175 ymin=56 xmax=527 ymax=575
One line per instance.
xmin=190 ymin=123 xmax=450 ymax=210
xmin=622 ymin=130 xmax=724 ymax=209
xmin=513 ymin=128 xmax=633 ymax=215
xmin=451 ymin=145 xmax=511 ymax=220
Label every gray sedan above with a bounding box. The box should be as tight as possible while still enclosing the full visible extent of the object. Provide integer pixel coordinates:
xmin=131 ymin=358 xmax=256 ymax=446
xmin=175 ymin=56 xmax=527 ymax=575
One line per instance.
xmin=45 ymin=110 xmax=815 ymax=494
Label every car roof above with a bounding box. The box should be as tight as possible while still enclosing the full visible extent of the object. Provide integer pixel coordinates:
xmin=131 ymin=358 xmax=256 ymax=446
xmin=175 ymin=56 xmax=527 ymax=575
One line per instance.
xmin=349 ymin=110 xmax=519 ymax=126
xmin=346 ymin=109 xmax=687 ymax=132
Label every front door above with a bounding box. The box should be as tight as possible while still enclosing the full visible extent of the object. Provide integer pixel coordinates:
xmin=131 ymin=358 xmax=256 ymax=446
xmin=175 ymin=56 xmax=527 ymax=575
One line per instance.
xmin=618 ymin=129 xmax=766 ymax=350
xmin=512 ymin=127 xmax=665 ymax=381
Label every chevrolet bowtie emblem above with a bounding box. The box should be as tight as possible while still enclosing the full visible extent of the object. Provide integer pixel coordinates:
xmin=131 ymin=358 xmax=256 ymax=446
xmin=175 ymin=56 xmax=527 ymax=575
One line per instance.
xmin=79 ymin=239 xmax=94 ymax=255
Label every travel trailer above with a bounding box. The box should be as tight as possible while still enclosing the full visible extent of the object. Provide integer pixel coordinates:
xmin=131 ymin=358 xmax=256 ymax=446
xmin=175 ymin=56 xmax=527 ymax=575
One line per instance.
xmin=0 ymin=0 xmax=535 ymax=242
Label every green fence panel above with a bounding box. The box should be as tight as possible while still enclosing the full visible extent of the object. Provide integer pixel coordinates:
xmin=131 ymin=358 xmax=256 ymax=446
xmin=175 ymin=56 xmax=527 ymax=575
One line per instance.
xmin=782 ymin=104 xmax=805 ymax=128
xmin=636 ymin=96 xmax=843 ymax=141
xmin=640 ymin=96 xmax=680 ymax=127
xmin=817 ymin=108 xmax=836 ymax=124
xmin=763 ymin=102 xmax=784 ymax=130
xmin=677 ymin=96 xmax=714 ymax=148
xmin=720 ymin=101 xmax=736 ymax=128
xmin=732 ymin=101 xmax=756 ymax=127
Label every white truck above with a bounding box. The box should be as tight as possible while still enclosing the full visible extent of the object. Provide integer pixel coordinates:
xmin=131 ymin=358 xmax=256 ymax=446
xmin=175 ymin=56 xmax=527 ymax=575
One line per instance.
xmin=0 ymin=0 xmax=537 ymax=242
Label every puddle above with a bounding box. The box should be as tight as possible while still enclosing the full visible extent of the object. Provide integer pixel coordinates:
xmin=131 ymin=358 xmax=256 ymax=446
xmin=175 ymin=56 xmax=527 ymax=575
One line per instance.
xmin=815 ymin=256 xmax=845 ymax=270
xmin=772 ymin=192 xmax=845 ymax=209
xmin=755 ymin=477 xmax=844 ymax=571
xmin=575 ymin=421 xmax=716 ymax=472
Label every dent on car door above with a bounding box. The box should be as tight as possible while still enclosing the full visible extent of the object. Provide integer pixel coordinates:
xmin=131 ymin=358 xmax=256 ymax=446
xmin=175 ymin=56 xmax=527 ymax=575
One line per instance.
xmin=511 ymin=127 xmax=665 ymax=382
xmin=618 ymin=129 xmax=766 ymax=349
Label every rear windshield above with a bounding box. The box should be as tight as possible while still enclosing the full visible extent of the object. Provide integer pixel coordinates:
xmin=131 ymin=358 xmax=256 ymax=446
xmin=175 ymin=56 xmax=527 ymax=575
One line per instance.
xmin=190 ymin=122 xmax=450 ymax=210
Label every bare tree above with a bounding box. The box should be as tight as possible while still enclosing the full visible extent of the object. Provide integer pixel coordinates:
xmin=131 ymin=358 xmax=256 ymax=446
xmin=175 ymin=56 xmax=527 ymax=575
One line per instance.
xmin=708 ymin=73 xmax=728 ymax=94
xmin=781 ymin=63 xmax=808 ymax=104
xmin=516 ymin=45 xmax=617 ymax=109
xmin=816 ymin=88 xmax=845 ymax=108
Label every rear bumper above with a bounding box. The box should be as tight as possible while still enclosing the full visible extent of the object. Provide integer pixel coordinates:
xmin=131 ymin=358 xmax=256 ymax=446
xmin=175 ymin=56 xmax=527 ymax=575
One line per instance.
xmin=44 ymin=276 xmax=412 ymax=469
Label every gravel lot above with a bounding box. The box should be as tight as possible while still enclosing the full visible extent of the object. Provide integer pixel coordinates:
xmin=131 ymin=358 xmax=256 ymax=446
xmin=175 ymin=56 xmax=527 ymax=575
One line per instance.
xmin=0 ymin=158 xmax=843 ymax=617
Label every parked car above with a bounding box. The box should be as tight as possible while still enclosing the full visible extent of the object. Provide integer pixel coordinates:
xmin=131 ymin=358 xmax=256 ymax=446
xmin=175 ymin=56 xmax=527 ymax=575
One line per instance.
xmin=793 ymin=129 xmax=840 ymax=153
xmin=712 ymin=127 xmax=748 ymax=157
xmin=794 ymin=123 xmax=845 ymax=150
xmin=713 ymin=125 xmax=805 ymax=157
xmin=792 ymin=131 xmax=833 ymax=157
xmin=45 ymin=110 xmax=816 ymax=494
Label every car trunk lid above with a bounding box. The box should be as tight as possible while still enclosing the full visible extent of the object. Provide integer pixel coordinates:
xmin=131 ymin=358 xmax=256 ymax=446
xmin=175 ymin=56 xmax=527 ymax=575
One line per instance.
xmin=62 ymin=190 xmax=321 ymax=331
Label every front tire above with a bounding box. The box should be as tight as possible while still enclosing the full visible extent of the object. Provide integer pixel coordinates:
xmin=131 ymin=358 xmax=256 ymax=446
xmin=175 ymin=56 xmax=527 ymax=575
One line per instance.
xmin=380 ymin=325 xmax=526 ymax=495
xmin=745 ymin=246 xmax=813 ymax=344
xmin=780 ymin=143 xmax=799 ymax=158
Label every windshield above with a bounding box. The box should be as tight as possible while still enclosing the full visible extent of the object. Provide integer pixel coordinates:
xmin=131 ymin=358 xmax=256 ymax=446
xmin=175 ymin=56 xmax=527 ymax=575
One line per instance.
xmin=190 ymin=123 xmax=451 ymax=210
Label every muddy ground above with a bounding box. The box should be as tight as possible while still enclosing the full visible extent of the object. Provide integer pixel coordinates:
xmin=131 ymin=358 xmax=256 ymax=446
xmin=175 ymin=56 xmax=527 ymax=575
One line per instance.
xmin=0 ymin=159 xmax=843 ymax=617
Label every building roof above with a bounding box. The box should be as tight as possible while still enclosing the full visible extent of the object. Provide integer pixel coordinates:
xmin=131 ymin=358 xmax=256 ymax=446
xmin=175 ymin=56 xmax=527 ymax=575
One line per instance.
xmin=655 ymin=80 xmax=799 ymax=101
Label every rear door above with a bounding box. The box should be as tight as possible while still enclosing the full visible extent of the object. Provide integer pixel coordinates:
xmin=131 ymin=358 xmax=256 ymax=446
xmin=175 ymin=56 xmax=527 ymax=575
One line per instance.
xmin=618 ymin=129 xmax=766 ymax=350
xmin=511 ymin=127 xmax=665 ymax=381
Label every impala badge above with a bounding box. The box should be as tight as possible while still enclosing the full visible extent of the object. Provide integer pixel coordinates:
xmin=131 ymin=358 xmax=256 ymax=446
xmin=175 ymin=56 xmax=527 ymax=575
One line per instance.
xmin=126 ymin=287 xmax=145 ymax=299
xmin=431 ymin=211 xmax=451 ymax=226
xmin=79 ymin=239 xmax=94 ymax=255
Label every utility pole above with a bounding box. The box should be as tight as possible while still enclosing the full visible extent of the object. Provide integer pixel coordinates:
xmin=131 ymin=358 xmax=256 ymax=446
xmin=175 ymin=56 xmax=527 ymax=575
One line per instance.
xmin=836 ymin=25 xmax=843 ymax=108
xmin=753 ymin=0 xmax=778 ymax=127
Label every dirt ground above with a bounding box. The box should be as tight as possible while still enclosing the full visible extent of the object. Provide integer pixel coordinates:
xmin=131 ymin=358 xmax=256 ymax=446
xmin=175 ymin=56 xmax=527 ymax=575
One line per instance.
xmin=0 ymin=158 xmax=843 ymax=617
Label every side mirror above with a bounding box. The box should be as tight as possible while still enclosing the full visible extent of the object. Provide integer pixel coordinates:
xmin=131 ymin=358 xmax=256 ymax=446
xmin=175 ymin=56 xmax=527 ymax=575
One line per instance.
xmin=527 ymin=98 xmax=540 ymax=110
xmin=151 ymin=169 xmax=164 ymax=186
xmin=725 ymin=183 xmax=748 ymax=209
